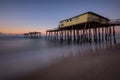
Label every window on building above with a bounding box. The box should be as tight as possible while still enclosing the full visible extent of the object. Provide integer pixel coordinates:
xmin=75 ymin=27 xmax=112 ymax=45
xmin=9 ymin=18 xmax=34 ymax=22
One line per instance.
xmin=70 ymin=19 xmax=72 ymax=21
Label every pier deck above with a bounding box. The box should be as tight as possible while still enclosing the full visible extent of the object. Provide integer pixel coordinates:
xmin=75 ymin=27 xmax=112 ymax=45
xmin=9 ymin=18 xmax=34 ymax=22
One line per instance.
xmin=46 ymin=12 xmax=120 ymax=43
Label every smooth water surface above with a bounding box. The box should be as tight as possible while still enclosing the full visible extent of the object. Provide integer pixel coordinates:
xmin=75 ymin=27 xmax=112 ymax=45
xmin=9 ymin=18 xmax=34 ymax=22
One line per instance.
xmin=0 ymin=33 xmax=120 ymax=79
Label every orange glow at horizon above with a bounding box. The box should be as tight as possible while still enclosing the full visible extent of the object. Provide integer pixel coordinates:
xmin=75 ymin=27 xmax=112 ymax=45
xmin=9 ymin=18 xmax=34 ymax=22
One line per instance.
xmin=0 ymin=25 xmax=120 ymax=35
xmin=0 ymin=26 xmax=47 ymax=35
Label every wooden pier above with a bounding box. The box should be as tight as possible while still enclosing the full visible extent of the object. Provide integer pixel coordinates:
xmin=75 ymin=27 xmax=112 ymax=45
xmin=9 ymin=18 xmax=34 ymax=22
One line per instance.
xmin=24 ymin=32 xmax=41 ymax=38
xmin=46 ymin=12 xmax=120 ymax=43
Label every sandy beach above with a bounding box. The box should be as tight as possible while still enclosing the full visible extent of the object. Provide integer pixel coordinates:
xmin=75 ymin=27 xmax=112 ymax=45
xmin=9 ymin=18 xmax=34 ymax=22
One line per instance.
xmin=8 ymin=43 xmax=120 ymax=80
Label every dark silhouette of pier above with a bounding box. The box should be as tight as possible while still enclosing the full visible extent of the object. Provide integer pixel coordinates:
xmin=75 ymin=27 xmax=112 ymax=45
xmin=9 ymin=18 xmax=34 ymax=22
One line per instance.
xmin=24 ymin=32 xmax=41 ymax=38
xmin=46 ymin=12 xmax=120 ymax=44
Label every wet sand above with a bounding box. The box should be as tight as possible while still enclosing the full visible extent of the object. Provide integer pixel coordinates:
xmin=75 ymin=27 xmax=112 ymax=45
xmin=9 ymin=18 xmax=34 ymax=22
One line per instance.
xmin=7 ymin=43 xmax=120 ymax=80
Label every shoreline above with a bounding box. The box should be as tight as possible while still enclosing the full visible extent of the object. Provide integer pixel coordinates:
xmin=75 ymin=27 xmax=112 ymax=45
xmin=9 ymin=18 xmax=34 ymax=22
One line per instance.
xmin=9 ymin=43 xmax=120 ymax=80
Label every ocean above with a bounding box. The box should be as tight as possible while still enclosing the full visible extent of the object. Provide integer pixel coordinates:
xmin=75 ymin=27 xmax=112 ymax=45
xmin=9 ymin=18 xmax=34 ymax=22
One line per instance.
xmin=0 ymin=33 xmax=120 ymax=79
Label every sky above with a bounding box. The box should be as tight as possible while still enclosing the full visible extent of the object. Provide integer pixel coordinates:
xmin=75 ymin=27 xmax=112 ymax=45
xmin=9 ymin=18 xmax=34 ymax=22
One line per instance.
xmin=0 ymin=0 xmax=120 ymax=34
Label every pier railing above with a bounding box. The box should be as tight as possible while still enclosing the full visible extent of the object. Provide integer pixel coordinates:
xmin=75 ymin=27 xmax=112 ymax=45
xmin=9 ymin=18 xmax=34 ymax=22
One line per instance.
xmin=109 ymin=19 xmax=120 ymax=25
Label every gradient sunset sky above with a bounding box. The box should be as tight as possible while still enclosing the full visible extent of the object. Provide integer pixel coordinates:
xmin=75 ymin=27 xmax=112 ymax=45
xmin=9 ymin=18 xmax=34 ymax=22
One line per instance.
xmin=0 ymin=0 xmax=120 ymax=34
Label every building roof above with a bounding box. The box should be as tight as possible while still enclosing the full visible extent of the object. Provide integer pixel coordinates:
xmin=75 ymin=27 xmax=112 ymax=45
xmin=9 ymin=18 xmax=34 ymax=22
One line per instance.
xmin=60 ymin=11 xmax=110 ymax=23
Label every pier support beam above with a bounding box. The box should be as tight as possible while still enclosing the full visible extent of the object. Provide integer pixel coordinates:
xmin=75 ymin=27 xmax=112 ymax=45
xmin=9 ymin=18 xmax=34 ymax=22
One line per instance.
xmin=109 ymin=27 xmax=112 ymax=42
xmin=76 ymin=29 xmax=79 ymax=43
xmin=83 ymin=24 xmax=87 ymax=43
xmin=69 ymin=30 xmax=72 ymax=41
xmin=93 ymin=28 xmax=97 ymax=43
xmin=73 ymin=28 xmax=76 ymax=42
xmin=88 ymin=24 xmax=92 ymax=43
xmin=113 ymin=25 xmax=116 ymax=43
xmin=98 ymin=27 xmax=101 ymax=43
xmin=64 ymin=30 xmax=67 ymax=41
xmin=60 ymin=30 xmax=63 ymax=41
xmin=102 ymin=27 xmax=104 ymax=42
xmin=105 ymin=27 xmax=107 ymax=42
xmin=67 ymin=30 xmax=69 ymax=41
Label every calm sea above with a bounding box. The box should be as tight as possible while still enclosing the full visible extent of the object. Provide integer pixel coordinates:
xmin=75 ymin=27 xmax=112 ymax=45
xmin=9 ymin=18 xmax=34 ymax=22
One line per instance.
xmin=0 ymin=33 xmax=120 ymax=79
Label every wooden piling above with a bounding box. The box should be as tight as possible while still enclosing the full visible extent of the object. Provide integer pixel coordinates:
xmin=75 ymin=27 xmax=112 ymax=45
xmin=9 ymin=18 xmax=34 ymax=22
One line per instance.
xmin=113 ymin=25 xmax=116 ymax=43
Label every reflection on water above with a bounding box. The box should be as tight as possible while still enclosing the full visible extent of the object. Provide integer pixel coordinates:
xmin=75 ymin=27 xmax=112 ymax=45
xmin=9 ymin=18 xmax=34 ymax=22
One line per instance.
xmin=0 ymin=34 xmax=119 ymax=79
